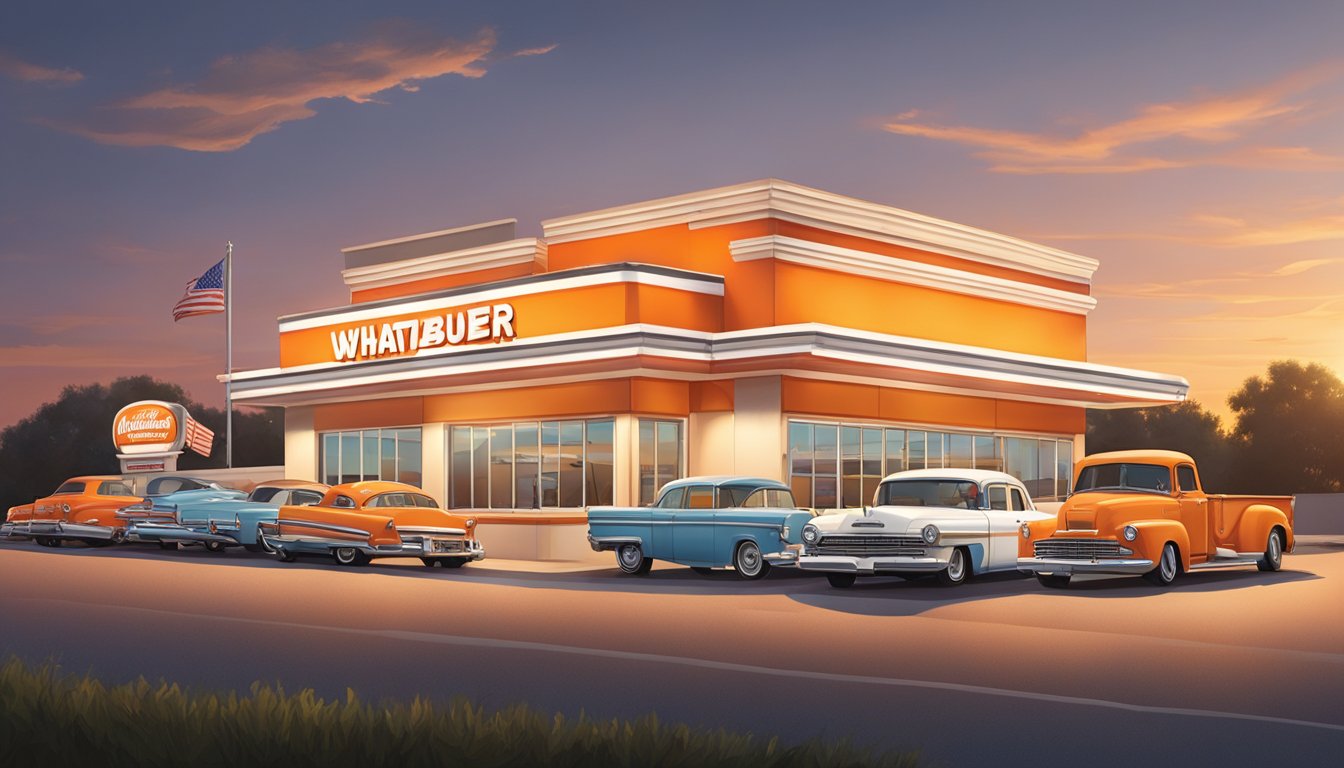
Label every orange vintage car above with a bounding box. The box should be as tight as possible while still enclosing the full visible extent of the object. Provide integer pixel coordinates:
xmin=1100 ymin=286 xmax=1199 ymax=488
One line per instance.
xmin=258 ymin=481 xmax=485 ymax=568
xmin=2 ymin=476 xmax=142 ymax=547
xmin=1018 ymin=450 xmax=1294 ymax=587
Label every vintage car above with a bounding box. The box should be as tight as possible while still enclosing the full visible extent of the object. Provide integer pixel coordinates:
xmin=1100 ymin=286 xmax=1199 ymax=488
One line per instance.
xmin=797 ymin=469 xmax=1054 ymax=587
xmin=587 ymin=476 xmax=814 ymax=579
xmin=118 ymin=479 xmax=328 ymax=552
xmin=260 ymin=481 xmax=484 ymax=567
xmin=2 ymin=476 xmax=143 ymax=546
xmin=1018 ymin=450 xmax=1294 ymax=588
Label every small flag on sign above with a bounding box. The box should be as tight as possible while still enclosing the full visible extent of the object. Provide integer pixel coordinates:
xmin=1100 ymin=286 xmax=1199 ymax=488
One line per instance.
xmin=172 ymin=258 xmax=226 ymax=321
xmin=184 ymin=417 xmax=215 ymax=457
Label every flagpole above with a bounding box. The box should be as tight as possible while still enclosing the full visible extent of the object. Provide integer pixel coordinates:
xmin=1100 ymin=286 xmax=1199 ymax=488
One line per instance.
xmin=225 ymin=241 xmax=233 ymax=469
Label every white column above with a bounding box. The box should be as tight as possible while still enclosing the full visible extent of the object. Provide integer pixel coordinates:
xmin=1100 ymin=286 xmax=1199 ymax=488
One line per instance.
xmin=284 ymin=406 xmax=317 ymax=480
xmin=421 ymin=422 xmax=447 ymax=504
xmin=732 ymin=376 xmax=784 ymax=480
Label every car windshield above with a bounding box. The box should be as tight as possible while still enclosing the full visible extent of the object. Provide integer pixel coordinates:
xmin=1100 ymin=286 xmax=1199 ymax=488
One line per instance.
xmin=1074 ymin=463 xmax=1171 ymax=495
xmin=875 ymin=480 xmax=981 ymax=509
xmin=368 ymin=492 xmax=439 ymax=509
xmin=249 ymin=486 xmax=282 ymax=503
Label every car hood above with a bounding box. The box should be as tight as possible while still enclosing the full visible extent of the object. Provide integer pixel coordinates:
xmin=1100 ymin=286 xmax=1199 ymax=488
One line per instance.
xmin=810 ymin=505 xmax=973 ymax=535
xmin=1058 ymin=492 xmax=1178 ymax=532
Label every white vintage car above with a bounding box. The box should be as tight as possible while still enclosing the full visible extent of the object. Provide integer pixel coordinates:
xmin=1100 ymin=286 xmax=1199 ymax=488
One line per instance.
xmin=797 ymin=468 xmax=1054 ymax=587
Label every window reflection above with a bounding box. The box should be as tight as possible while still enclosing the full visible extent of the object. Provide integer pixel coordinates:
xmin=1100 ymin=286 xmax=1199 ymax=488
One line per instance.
xmin=320 ymin=428 xmax=425 ymax=489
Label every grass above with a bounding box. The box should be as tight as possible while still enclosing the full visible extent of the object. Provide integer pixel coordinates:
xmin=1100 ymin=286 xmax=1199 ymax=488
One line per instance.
xmin=0 ymin=657 xmax=921 ymax=767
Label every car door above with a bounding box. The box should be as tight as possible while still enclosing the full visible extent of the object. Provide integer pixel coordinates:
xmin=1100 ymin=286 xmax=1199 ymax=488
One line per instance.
xmin=986 ymin=483 xmax=1027 ymax=569
xmin=673 ymin=484 xmax=717 ymax=564
xmin=1174 ymin=463 xmax=1210 ymax=560
xmin=649 ymin=486 xmax=682 ymax=559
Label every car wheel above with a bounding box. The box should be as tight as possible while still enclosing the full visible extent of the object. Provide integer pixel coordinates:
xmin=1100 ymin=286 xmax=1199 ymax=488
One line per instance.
xmin=1257 ymin=529 xmax=1283 ymax=572
xmin=615 ymin=543 xmax=651 ymax=575
xmin=204 ymin=541 xmax=225 ymax=553
xmin=826 ymin=572 xmax=857 ymax=588
xmin=691 ymin=567 xmax=715 ymax=576
xmin=441 ymin=558 xmax=467 ymax=569
xmin=1143 ymin=542 xmax=1180 ymax=586
xmin=34 ymin=536 xmax=52 ymax=548
xmin=1036 ymin=573 xmax=1071 ymax=589
xmin=276 ymin=548 xmax=297 ymax=563
xmin=733 ymin=540 xmax=771 ymax=580
xmin=936 ymin=547 xmax=970 ymax=586
xmin=159 ymin=541 xmax=178 ymax=551
xmin=421 ymin=557 xmax=443 ymax=568
xmin=333 ymin=547 xmax=369 ymax=567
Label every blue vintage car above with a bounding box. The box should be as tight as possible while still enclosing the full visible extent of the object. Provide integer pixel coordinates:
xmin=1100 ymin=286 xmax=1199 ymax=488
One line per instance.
xmin=587 ymin=476 xmax=813 ymax=579
xmin=119 ymin=478 xmax=327 ymax=552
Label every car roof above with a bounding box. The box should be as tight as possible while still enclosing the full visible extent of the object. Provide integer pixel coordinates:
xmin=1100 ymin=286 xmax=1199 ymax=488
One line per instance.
xmin=67 ymin=475 xmax=126 ymax=483
xmin=1080 ymin=449 xmax=1194 ymax=465
xmin=662 ymin=476 xmax=790 ymax=490
xmin=879 ymin=468 xmax=1027 ymax=486
xmin=255 ymin=479 xmax=330 ymax=491
xmin=325 ymin=480 xmax=434 ymax=500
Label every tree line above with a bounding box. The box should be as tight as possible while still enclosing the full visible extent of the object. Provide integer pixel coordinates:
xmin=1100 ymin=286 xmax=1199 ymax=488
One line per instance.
xmin=0 ymin=376 xmax=283 ymax=510
xmin=1088 ymin=360 xmax=1344 ymax=494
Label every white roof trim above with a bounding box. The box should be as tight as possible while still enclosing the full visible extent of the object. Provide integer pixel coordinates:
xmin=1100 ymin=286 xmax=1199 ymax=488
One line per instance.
xmin=341 ymin=238 xmax=547 ymax=291
xmin=731 ymin=235 xmax=1096 ymax=315
xmin=341 ymin=218 xmax=517 ymax=253
xmin=541 ymin=179 xmax=1098 ymax=283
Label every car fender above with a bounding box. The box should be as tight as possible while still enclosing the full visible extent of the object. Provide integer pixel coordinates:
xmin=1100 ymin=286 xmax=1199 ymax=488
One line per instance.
xmin=1236 ymin=505 xmax=1293 ymax=554
xmin=1126 ymin=519 xmax=1191 ymax=571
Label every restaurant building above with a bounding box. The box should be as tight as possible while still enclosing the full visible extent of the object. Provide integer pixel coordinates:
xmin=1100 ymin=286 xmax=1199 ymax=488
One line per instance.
xmin=228 ymin=180 xmax=1188 ymax=559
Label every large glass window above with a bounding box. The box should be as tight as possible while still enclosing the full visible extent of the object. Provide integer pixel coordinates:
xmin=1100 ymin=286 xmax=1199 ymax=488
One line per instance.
xmin=450 ymin=419 xmax=614 ymax=509
xmin=786 ymin=419 xmax=1076 ymax=507
xmin=638 ymin=419 xmax=685 ymax=505
xmin=320 ymin=427 xmax=424 ymax=488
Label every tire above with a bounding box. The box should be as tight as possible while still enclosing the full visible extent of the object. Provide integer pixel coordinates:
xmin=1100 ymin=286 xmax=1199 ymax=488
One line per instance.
xmin=691 ymin=567 xmax=715 ymax=576
xmin=421 ymin=557 xmax=443 ymax=568
xmin=733 ymin=541 xmax=771 ymax=580
xmin=276 ymin=548 xmax=297 ymax=563
xmin=204 ymin=541 xmax=225 ymax=553
xmin=333 ymin=547 xmax=369 ymax=567
xmin=1037 ymin=573 xmax=1071 ymax=589
xmin=936 ymin=547 xmax=970 ymax=586
xmin=1257 ymin=528 xmax=1284 ymax=572
xmin=615 ymin=543 xmax=652 ymax=575
xmin=441 ymin=558 xmax=467 ymax=569
xmin=159 ymin=541 xmax=178 ymax=551
xmin=826 ymin=572 xmax=857 ymax=588
xmin=242 ymin=544 xmax=265 ymax=553
xmin=1143 ymin=542 xmax=1180 ymax=586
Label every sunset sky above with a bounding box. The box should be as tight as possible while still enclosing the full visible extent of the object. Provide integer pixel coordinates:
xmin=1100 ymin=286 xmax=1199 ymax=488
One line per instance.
xmin=2 ymin=0 xmax=1343 ymax=430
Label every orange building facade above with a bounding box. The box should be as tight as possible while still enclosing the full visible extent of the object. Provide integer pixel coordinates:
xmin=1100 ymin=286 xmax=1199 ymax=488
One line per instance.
xmin=230 ymin=180 xmax=1188 ymax=560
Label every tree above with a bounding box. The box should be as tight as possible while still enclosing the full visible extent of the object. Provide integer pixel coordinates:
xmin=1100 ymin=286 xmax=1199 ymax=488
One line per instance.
xmin=1087 ymin=400 xmax=1231 ymax=489
xmin=0 ymin=376 xmax=283 ymax=510
xmin=1227 ymin=360 xmax=1344 ymax=494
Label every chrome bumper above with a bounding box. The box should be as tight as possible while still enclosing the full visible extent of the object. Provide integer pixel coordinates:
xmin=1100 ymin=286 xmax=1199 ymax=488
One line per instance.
xmin=1017 ymin=556 xmax=1155 ymax=575
xmin=762 ymin=549 xmax=799 ymax=566
xmin=796 ymin=551 xmax=951 ymax=574
xmin=265 ymin=532 xmax=486 ymax=561
xmin=124 ymin=521 xmax=239 ymax=546
xmin=1 ymin=520 xmax=121 ymax=541
xmin=588 ymin=535 xmax=640 ymax=553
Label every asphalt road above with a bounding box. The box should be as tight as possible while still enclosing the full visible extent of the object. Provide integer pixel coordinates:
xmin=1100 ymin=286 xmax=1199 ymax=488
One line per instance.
xmin=2 ymin=539 xmax=1343 ymax=767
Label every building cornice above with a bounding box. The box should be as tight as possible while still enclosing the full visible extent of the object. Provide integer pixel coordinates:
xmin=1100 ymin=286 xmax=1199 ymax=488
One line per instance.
xmin=731 ymin=235 xmax=1096 ymax=315
xmin=341 ymin=237 xmax=547 ymax=291
xmin=541 ymin=179 xmax=1098 ymax=283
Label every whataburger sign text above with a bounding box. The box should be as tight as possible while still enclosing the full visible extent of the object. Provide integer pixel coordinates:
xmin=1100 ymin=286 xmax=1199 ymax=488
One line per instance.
xmin=329 ymin=303 xmax=516 ymax=363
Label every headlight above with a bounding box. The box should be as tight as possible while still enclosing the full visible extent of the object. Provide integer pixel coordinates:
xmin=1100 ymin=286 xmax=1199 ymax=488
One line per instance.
xmin=1020 ymin=523 xmax=1031 ymax=539
xmin=386 ymin=520 xmax=395 ymax=530
xmin=1123 ymin=525 xmax=1138 ymax=541
xmin=921 ymin=524 xmax=940 ymax=545
xmin=465 ymin=518 xmax=477 ymax=529
xmin=801 ymin=524 xmax=818 ymax=544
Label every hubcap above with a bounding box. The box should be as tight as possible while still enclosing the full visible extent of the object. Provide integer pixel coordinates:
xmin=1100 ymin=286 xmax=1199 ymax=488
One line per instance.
xmin=738 ymin=543 xmax=761 ymax=575
xmin=618 ymin=545 xmax=640 ymax=568
xmin=336 ymin=548 xmax=356 ymax=563
xmin=1161 ymin=546 xmax=1176 ymax=579
xmin=1270 ymin=532 xmax=1281 ymax=562
xmin=947 ymin=549 xmax=965 ymax=581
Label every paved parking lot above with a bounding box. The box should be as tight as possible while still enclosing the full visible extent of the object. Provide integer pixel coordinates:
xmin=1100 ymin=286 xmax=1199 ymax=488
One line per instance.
xmin=2 ymin=537 xmax=1343 ymax=767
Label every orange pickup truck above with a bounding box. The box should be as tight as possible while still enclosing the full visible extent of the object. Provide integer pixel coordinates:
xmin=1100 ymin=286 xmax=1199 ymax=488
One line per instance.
xmin=1018 ymin=450 xmax=1293 ymax=588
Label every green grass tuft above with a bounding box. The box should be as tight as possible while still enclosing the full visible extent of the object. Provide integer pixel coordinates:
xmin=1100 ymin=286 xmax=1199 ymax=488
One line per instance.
xmin=0 ymin=656 xmax=920 ymax=767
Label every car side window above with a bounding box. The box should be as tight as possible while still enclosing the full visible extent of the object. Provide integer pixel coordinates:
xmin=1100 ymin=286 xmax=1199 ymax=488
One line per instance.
xmin=332 ymin=495 xmax=356 ymax=509
xmin=53 ymin=481 xmax=85 ymax=495
xmin=739 ymin=489 xmax=769 ymax=507
xmin=1009 ymin=488 xmax=1027 ymax=511
xmin=767 ymin=489 xmax=797 ymax=508
xmin=656 ymin=487 xmax=686 ymax=508
xmin=98 ymin=481 xmax=133 ymax=496
xmin=1177 ymin=465 xmax=1199 ymax=492
xmin=684 ymin=486 xmax=715 ymax=510
xmin=292 ymin=491 xmax=322 ymax=506
xmin=988 ymin=485 xmax=1008 ymax=511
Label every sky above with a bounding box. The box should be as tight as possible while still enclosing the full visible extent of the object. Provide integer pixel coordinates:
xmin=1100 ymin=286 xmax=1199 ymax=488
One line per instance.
xmin=2 ymin=0 xmax=1343 ymax=430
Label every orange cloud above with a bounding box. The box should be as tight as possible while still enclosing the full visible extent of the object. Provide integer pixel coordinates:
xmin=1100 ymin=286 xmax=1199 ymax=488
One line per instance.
xmin=0 ymin=51 xmax=83 ymax=84
xmin=48 ymin=22 xmax=515 ymax=152
xmin=884 ymin=61 xmax=1344 ymax=174
xmin=1043 ymin=200 xmax=1344 ymax=248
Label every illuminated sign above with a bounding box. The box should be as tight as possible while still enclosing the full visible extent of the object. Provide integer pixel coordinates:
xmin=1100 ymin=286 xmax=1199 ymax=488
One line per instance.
xmin=329 ymin=303 xmax=516 ymax=363
xmin=113 ymin=402 xmax=180 ymax=450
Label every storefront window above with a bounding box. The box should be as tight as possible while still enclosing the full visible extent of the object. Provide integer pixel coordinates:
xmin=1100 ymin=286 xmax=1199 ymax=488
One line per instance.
xmin=786 ymin=420 xmax=1075 ymax=507
xmin=320 ymin=427 xmax=424 ymax=489
xmin=450 ymin=419 xmax=614 ymax=509
xmin=638 ymin=419 xmax=685 ymax=505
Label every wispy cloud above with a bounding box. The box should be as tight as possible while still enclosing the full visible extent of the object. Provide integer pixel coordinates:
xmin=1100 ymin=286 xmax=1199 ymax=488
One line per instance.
xmin=45 ymin=22 xmax=538 ymax=152
xmin=1045 ymin=200 xmax=1344 ymax=248
xmin=883 ymin=61 xmax=1344 ymax=174
xmin=513 ymin=44 xmax=558 ymax=57
xmin=0 ymin=51 xmax=83 ymax=84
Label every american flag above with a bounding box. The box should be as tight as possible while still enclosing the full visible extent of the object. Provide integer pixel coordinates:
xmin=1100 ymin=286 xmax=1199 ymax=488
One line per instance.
xmin=172 ymin=258 xmax=226 ymax=321
xmin=183 ymin=416 xmax=214 ymax=457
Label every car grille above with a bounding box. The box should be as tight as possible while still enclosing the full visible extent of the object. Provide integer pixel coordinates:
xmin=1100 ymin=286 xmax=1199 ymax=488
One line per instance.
xmin=1034 ymin=539 xmax=1128 ymax=559
xmin=815 ymin=534 xmax=925 ymax=557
